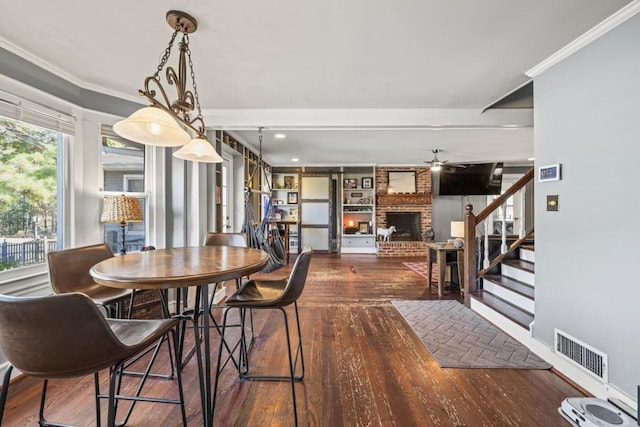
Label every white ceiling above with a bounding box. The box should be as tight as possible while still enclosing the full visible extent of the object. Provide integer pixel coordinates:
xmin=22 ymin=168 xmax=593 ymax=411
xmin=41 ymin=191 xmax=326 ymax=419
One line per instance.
xmin=0 ymin=1 xmax=632 ymax=166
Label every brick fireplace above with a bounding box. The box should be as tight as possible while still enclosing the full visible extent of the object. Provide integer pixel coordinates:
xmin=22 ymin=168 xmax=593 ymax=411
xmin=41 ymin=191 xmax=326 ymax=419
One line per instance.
xmin=375 ymin=167 xmax=432 ymax=257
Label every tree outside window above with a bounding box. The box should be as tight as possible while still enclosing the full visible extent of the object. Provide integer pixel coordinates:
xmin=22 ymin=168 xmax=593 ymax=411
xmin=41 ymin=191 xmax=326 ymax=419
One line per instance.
xmin=0 ymin=116 xmax=61 ymax=271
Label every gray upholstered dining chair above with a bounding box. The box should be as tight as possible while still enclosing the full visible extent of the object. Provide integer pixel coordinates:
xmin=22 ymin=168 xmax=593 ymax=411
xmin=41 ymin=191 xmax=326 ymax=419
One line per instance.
xmin=0 ymin=292 xmax=186 ymax=427
xmin=212 ymin=245 xmax=313 ymax=426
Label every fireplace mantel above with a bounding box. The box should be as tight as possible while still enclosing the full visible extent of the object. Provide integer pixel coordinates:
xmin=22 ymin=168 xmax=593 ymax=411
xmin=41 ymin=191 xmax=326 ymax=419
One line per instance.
xmin=376 ymin=193 xmax=431 ymax=206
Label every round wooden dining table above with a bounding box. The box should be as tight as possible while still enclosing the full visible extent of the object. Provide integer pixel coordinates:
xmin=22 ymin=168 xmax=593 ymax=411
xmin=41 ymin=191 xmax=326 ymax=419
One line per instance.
xmin=90 ymin=246 xmax=270 ymax=427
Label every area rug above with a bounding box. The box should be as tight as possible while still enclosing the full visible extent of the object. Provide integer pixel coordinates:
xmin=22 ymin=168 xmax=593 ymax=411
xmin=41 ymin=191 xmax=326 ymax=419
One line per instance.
xmin=391 ymin=300 xmax=551 ymax=369
xmin=403 ymin=261 xmax=434 ymax=281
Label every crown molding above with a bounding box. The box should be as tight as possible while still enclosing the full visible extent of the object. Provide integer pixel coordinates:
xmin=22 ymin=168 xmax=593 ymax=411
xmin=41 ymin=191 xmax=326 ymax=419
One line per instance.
xmin=526 ymin=1 xmax=640 ymax=78
xmin=0 ymin=38 xmax=144 ymax=105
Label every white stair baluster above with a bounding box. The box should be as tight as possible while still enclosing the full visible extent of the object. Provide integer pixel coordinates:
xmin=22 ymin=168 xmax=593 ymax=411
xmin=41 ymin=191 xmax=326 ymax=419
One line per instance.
xmin=500 ymin=203 xmax=507 ymax=253
xmin=519 ymin=186 xmax=526 ymax=238
xmin=483 ymin=221 xmax=490 ymax=269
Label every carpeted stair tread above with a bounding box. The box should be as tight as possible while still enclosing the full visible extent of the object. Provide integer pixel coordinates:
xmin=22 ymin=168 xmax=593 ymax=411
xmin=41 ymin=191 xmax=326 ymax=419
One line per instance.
xmin=483 ymin=274 xmax=534 ymax=299
xmin=471 ymin=290 xmax=533 ymax=330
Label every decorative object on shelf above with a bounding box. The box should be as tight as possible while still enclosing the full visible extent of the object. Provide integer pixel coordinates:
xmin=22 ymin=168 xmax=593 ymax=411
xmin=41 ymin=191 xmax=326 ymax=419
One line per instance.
xmin=101 ymin=195 xmax=143 ymax=255
xmin=284 ymin=176 xmax=295 ymax=189
xmin=358 ymin=197 xmax=372 ymax=204
xmin=343 ymin=178 xmax=357 ymax=189
xmin=350 ymin=192 xmax=363 ymax=198
xmin=376 ymin=225 xmax=396 ymax=242
xmin=113 ymin=10 xmax=222 ymax=163
xmin=287 ymin=192 xmax=298 ymax=204
xmin=539 ymin=163 xmax=561 ymax=182
xmin=358 ymin=222 xmax=369 ymax=234
xmin=362 ymin=177 xmax=373 ymax=189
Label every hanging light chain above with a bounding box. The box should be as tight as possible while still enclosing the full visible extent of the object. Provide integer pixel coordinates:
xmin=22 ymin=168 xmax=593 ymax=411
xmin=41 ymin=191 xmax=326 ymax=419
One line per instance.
xmin=185 ymin=34 xmax=203 ymax=119
xmin=154 ymin=29 xmax=180 ymax=78
xmin=258 ymin=127 xmax=263 ymax=164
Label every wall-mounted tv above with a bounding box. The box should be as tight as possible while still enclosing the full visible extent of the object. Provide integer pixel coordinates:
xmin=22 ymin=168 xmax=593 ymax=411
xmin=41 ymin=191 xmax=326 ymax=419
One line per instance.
xmin=438 ymin=162 xmax=504 ymax=196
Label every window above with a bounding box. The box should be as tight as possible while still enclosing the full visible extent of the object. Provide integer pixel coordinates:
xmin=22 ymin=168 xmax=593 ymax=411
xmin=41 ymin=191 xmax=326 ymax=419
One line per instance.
xmin=101 ymin=134 xmax=147 ymax=253
xmin=0 ymin=115 xmax=63 ymax=271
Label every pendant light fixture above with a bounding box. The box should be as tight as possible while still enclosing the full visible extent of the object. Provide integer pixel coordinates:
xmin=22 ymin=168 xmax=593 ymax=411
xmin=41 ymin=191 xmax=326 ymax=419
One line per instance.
xmin=113 ymin=10 xmax=222 ymax=163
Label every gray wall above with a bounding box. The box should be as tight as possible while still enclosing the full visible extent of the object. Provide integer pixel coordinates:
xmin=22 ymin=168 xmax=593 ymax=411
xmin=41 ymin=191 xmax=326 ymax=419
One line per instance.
xmin=534 ymin=13 xmax=640 ymax=396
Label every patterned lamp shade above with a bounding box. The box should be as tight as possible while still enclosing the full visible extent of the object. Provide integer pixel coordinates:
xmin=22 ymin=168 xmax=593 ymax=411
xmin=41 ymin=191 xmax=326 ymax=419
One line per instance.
xmin=101 ymin=195 xmax=143 ymax=224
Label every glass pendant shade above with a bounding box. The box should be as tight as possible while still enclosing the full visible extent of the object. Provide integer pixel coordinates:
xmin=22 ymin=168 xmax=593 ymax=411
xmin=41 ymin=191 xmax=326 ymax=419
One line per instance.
xmin=173 ymin=137 xmax=223 ymax=163
xmin=114 ymin=106 xmax=191 ymax=147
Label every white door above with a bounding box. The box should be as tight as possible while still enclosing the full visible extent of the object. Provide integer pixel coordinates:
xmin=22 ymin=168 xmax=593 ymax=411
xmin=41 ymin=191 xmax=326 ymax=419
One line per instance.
xmin=300 ymin=175 xmax=330 ymax=251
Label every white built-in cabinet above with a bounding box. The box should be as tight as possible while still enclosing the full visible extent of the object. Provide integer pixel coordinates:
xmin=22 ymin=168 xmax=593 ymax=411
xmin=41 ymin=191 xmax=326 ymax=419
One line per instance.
xmin=341 ymin=167 xmax=376 ymax=254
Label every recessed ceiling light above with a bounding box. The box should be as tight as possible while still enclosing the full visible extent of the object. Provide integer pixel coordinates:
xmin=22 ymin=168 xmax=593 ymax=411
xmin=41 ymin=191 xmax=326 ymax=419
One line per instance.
xmin=527 ymin=157 xmax=535 ymax=161
xmin=274 ymin=133 xmax=286 ymax=139
xmin=291 ymin=158 xmax=299 ymax=162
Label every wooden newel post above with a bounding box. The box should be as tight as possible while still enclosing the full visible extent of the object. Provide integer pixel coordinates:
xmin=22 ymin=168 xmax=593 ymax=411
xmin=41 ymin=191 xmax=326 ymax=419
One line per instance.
xmin=463 ymin=204 xmax=477 ymax=307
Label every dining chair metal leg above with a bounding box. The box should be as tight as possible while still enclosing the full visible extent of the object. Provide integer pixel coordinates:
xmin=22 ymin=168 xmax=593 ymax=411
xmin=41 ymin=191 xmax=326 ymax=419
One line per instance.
xmin=104 ymin=330 xmax=186 ymax=427
xmin=115 ymin=332 xmax=176 ymax=426
xmin=93 ymin=372 xmax=102 ymax=427
xmin=213 ymin=304 xmax=304 ymax=426
xmin=240 ymin=304 xmax=304 ymax=381
xmin=0 ymin=364 xmax=13 ymax=425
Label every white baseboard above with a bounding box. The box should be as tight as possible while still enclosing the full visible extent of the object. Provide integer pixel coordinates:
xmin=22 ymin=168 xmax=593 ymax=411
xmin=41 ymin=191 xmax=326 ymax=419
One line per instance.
xmin=529 ymin=338 xmax=637 ymax=410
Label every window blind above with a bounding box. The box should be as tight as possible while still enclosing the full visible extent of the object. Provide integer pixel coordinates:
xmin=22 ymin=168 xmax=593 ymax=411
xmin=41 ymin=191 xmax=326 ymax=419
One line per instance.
xmin=0 ymin=92 xmax=75 ymax=135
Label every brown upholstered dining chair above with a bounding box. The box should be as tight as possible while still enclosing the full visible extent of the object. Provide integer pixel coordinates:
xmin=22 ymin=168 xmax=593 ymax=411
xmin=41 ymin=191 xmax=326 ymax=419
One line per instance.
xmin=202 ymin=232 xmax=249 ymax=307
xmin=47 ymin=243 xmax=135 ymax=318
xmin=176 ymin=232 xmax=251 ymax=368
xmin=212 ymin=245 xmax=313 ymax=426
xmin=203 ymin=231 xmax=248 ymax=249
xmin=0 ymin=292 xmax=186 ymax=427
xmin=203 ymin=232 xmax=248 ymax=288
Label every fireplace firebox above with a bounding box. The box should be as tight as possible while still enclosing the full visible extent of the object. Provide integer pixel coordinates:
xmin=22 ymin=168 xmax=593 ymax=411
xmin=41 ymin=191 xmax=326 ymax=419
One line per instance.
xmin=385 ymin=212 xmax=421 ymax=241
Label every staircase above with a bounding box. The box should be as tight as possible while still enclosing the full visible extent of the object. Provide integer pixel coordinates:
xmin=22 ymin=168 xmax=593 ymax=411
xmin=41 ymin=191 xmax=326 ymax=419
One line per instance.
xmin=469 ymin=244 xmax=535 ymax=346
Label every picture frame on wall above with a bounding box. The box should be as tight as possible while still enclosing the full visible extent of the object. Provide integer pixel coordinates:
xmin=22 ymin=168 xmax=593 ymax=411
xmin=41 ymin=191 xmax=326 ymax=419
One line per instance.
xmin=358 ymin=222 xmax=369 ymax=234
xmin=287 ymin=192 xmax=298 ymax=204
xmin=343 ymin=178 xmax=357 ymax=189
xmin=361 ymin=177 xmax=373 ymax=189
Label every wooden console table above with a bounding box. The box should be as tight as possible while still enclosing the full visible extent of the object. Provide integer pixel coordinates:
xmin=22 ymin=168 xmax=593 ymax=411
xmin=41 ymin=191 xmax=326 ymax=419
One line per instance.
xmin=276 ymin=220 xmax=298 ymax=257
xmin=425 ymin=242 xmax=464 ymax=297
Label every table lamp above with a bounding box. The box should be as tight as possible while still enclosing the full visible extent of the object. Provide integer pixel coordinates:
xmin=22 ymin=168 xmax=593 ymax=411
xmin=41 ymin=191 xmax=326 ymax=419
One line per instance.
xmin=101 ymin=195 xmax=143 ymax=255
xmin=450 ymin=221 xmax=465 ymax=248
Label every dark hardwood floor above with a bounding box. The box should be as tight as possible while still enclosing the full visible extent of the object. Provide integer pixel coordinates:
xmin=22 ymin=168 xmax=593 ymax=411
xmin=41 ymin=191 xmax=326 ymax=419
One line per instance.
xmin=1 ymin=254 xmax=582 ymax=426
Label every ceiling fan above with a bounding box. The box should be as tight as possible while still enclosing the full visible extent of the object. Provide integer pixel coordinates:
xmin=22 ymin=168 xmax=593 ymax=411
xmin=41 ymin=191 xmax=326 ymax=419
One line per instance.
xmin=424 ymin=149 xmax=465 ymax=171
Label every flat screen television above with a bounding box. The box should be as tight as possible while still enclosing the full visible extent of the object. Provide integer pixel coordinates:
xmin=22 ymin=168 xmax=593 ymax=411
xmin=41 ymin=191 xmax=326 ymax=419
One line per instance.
xmin=438 ymin=162 xmax=504 ymax=196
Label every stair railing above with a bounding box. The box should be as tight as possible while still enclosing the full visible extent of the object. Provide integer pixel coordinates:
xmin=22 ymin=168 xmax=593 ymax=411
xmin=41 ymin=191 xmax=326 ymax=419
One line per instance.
xmin=462 ymin=168 xmax=534 ymax=306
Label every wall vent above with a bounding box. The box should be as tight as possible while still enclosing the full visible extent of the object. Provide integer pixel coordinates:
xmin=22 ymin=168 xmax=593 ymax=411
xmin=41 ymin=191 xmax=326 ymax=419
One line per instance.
xmin=555 ymin=329 xmax=608 ymax=381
